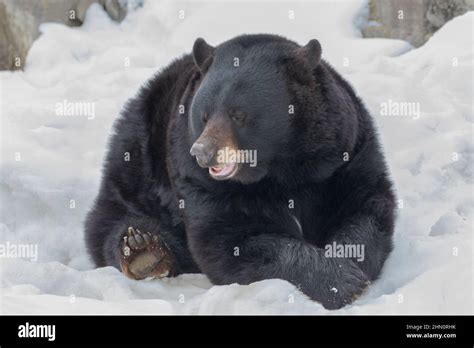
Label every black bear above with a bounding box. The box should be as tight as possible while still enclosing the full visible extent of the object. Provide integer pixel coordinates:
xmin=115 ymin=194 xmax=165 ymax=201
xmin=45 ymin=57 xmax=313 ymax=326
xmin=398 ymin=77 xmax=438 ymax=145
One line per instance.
xmin=85 ymin=34 xmax=396 ymax=310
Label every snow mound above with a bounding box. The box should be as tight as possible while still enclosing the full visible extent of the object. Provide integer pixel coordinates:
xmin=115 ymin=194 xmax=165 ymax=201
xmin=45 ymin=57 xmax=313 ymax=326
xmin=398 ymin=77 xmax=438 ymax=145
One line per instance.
xmin=0 ymin=1 xmax=472 ymax=314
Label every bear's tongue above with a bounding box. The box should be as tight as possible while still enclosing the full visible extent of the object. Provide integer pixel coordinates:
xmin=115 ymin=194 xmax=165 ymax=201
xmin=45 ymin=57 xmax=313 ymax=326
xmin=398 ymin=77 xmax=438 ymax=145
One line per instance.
xmin=209 ymin=163 xmax=236 ymax=177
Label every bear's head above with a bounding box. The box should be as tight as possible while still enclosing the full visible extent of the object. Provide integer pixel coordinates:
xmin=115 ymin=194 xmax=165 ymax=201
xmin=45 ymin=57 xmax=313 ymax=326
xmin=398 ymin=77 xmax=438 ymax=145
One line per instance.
xmin=188 ymin=34 xmax=322 ymax=184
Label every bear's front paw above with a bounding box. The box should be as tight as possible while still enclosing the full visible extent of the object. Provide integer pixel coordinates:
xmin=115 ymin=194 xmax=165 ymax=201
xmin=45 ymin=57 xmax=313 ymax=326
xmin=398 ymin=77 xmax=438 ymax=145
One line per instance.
xmin=120 ymin=227 xmax=176 ymax=280
xmin=320 ymin=261 xmax=371 ymax=310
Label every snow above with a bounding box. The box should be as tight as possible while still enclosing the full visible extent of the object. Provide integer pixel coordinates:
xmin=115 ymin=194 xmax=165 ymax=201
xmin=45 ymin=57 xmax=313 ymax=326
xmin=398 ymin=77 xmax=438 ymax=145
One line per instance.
xmin=0 ymin=0 xmax=472 ymax=314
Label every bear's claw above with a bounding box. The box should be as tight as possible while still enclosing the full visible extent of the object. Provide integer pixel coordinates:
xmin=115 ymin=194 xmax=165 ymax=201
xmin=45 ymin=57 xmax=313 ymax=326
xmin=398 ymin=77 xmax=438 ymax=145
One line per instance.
xmin=120 ymin=227 xmax=176 ymax=280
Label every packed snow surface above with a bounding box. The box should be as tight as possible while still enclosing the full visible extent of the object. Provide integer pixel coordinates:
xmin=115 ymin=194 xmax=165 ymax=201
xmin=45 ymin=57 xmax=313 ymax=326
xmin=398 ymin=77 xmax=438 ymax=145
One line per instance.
xmin=0 ymin=0 xmax=472 ymax=314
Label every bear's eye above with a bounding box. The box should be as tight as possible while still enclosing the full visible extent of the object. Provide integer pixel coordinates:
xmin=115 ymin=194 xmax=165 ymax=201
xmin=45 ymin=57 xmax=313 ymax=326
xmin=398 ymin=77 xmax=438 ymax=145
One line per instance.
xmin=202 ymin=112 xmax=209 ymax=123
xmin=231 ymin=111 xmax=247 ymax=123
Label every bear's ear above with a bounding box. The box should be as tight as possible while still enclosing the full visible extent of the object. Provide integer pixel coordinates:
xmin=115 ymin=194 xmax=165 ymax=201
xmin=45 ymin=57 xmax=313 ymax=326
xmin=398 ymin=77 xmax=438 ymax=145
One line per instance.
xmin=193 ymin=38 xmax=215 ymax=71
xmin=299 ymin=39 xmax=322 ymax=69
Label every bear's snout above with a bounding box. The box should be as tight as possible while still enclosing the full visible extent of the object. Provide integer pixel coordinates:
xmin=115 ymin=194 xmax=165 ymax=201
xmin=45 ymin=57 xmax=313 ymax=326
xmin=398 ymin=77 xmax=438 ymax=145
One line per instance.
xmin=190 ymin=115 xmax=238 ymax=168
xmin=190 ymin=141 xmax=215 ymax=167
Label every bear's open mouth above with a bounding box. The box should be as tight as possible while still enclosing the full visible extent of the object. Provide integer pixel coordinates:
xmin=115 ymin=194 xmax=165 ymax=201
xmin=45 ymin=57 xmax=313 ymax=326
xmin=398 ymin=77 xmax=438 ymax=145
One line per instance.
xmin=209 ymin=162 xmax=239 ymax=180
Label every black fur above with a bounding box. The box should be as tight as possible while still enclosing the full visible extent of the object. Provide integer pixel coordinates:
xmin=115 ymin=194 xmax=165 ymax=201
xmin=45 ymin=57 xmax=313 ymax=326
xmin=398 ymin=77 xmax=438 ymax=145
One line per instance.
xmin=85 ymin=34 xmax=396 ymax=310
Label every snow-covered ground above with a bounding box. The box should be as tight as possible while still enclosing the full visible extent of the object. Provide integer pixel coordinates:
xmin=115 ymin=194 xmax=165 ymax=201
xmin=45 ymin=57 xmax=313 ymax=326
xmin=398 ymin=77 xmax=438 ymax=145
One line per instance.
xmin=0 ymin=0 xmax=472 ymax=314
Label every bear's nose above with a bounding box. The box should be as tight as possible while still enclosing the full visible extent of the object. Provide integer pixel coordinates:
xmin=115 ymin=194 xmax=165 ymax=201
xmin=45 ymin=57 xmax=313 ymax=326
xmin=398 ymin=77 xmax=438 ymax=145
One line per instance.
xmin=190 ymin=142 xmax=214 ymax=167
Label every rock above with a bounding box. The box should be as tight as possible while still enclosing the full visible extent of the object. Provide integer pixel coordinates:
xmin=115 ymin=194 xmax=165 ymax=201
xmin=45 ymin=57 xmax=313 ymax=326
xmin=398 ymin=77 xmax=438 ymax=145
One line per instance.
xmin=103 ymin=0 xmax=128 ymax=22
xmin=361 ymin=0 xmax=474 ymax=47
xmin=426 ymin=0 xmax=474 ymax=30
xmin=0 ymin=0 xmax=138 ymax=71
